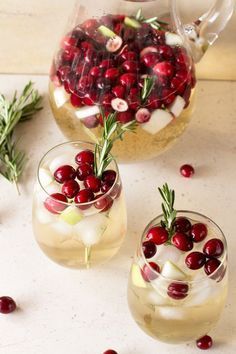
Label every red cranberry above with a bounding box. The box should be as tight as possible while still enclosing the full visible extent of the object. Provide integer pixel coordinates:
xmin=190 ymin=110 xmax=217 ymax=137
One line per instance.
xmin=119 ymin=73 xmax=136 ymax=87
xmin=103 ymin=350 xmax=118 ymax=354
xmin=99 ymin=59 xmax=114 ymax=69
xmin=146 ymin=226 xmax=168 ymax=245
xmin=61 ymin=36 xmax=78 ymax=50
xmin=75 ymin=150 xmax=94 ymax=165
xmin=63 ymin=47 xmax=80 ymax=62
xmin=196 ymin=335 xmax=213 ymax=350
xmin=120 ymin=51 xmax=137 ymax=61
xmin=146 ymin=95 xmax=162 ymax=109
xmin=75 ymin=64 xmax=90 ymax=76
xmin=185 ymin=252 xmax=206 ymax=270
xmin=174 ymin=217 xmax=192 ymax=233
xmin=96 ymin=78 xmax=112 ymax=91
xmin=204 ymin=258 xmax=221 ymax=276
xmin=82 ymin=92 xmax=97 ymax=106
xmin=203 ymin=238 xmax=224 ymax=258
xmin=81 ymin=19 xmax=98 ymax=31
xmin=153 ymin=61 xmax=174 ymax=77
xmin=105 ymin=68 xmax=120 ymax=80
xmin=76 ymin=163 xmax=94 ymax=181
xmin=95 ymin=194 xmax=113 ymax=212
xmin=89 ymin=66 xmax=102 ymax=78
xmin=57 ymin=65 xmax=70 ymax=81
xmin=101 ymin=169 xmax=116 ymax=184
xmin=141 ymin=262 xmax=160 ymax=282
xmin=54 ymin=165 xmax=76 ymax=184
xmin=101 ymin=182 xmax=112 ymax=193
xmin=128 ymin=93 xmax=141 ymax=111
xmin=171 ymin=77 xmax=185 ymax=95
xmin=157 ymin=45 xmax=173 ymax=59
xmin=117 ymin=110 xmax=134 ymax=123
xmin=77 ymin=75 xmax=93 ymax=91
xmin=142 ymin=241 xmax=157 ymax=259
xmin=135 ymin=108 xmax=151 ymax=123
xmin=162 ymin=88 xmax=176 ymax=105
xmin=44 ymin=193 xmax=68 ymax=214
xmin=180 ymin=164 xmax=195 ymax=178
xmin=167 ymin=282 xmax=189 ymax=300
xmin=74 ymin=188 xmax=94 ymax=204
xmin=102 ymin=93 xmax=114 ymax=107
xmin=62 ymin=179 xmax=80 ymax=198
xmin=191 ymin=223 xmax=208 ymax=243
xmin=122 ymin=60 xmax=139 ymax=72
xmin=70 ymin=94 xmax=83 ymax=107
xmin=142 ymin=52 xmax=159 ymax=67
xmin=112 ymin=85 xmax=125 ymax=98
xmin=84 ymin=175 xmax=101 ymax=193
xmin=172 ymin=232 xmax=193 ymax=252
xmin=0 ymin=296 xmax=17 ymax=314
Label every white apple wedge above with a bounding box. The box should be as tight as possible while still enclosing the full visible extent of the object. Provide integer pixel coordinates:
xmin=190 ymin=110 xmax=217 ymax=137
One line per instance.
xmin=53 ymin=87 xmax=69 ymax=108
xmin=38 ymin=168 xmax=53 ymax=187
xmin=169 ymin=96 xmax=186 ymax=117
xmin=161 ymin=260 xmax=187 ymax=281
xmin=141 ymin=109 xmax=173 ymax=135
xmin=165 ymin=32 xmax=183 ymax=46
xmin=75 ymin=105 xmax=100 ymax=120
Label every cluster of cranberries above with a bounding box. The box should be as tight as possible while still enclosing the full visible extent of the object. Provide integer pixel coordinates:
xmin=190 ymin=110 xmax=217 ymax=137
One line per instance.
xmin=44 ymin=149 xmax=120 ymax=214
xmin=51 ymin=13 xmax=196 ymax=127
xmin=141 ymin=216 xmax=225 ymax=299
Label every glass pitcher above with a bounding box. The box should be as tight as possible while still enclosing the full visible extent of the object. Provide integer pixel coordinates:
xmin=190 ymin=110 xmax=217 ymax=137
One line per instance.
xmin=49 ymin=0 xmax=234 ymax=162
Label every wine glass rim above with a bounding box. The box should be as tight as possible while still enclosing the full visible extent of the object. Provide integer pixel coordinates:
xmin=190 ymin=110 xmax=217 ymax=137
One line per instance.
xmin=140 ymin=210 xmax=227 ymax=284
xmin=37 ymin=140 xmax=119 ymax=206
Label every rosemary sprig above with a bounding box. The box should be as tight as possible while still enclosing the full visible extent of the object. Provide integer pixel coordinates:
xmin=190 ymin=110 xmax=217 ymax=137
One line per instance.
xmin=141 ymin=77 xmax=155 ymax=104
xmin=158 ymin=183 xmax=177 ymax=238
xmin=0 ymin=82 xmax=42 ymax=192
xmin=135 ymin=8 xmax=168 ymax=30
xmin=94 ymin=112 xmax=137 ymax=178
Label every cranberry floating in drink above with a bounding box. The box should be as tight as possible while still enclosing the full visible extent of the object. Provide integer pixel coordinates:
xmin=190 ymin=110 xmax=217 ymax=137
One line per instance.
xmin=49 ymin=0 xmax=233 ymax=162
xmin=128 ymin=183 xmax=228 ymax=345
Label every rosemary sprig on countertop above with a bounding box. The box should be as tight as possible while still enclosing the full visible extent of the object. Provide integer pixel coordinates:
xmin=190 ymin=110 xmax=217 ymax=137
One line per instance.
xmin=158 ymin=183 xmax=177 ymax=238
xmin=94 ymin=112 xmax=137 ymax=178
xmin=135 ymin=8 xmax=168 ymax=30
xmin=0 ymin=81 xmax=42 ymax=193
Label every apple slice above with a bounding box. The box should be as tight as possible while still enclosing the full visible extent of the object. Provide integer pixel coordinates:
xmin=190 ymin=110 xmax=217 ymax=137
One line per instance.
xmin=53 ymin=87 xmax=69 ymax=108
xmin=165 ymin=32 xmax=183 ymax=46
xmin=124 ymin=17 xmax=141 ymax=29
xmin=161 ymin=260 xmax=187 ymax=281
xmin=60 ymin=206 xmax=83 ymax=225
xmin=75 ymin=105 xmax=100 ymax=119
xmin=141 ymin=109 xmax=173 ymax=135
xmin=131 ymin=263 xmax=147 ymax=288
xmin=98 ymin=25 xmax=116 ymax=38
xmin=169 ymin=95 xmax=186 ymax=117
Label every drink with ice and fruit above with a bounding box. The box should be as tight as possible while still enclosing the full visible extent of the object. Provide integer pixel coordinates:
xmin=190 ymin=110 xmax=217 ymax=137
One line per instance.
xmin=127 ymin=184 xmax=228 ymax=344
xmin=49 ymin=5 xmax=196 ymax=162
xmin=32 ymin=137 xmax=127 ymax=268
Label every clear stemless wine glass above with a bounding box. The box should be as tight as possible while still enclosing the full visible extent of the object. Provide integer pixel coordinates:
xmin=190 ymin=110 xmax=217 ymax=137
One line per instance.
xmin=32 ymin=141 xmax=127 ymax=269
xmin=127 ymin=211 xmax=228 ymax=344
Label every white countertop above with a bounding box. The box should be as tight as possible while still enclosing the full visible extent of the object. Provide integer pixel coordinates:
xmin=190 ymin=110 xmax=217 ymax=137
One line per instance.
xmin=0 ymin=75 xmax=236 ymax=354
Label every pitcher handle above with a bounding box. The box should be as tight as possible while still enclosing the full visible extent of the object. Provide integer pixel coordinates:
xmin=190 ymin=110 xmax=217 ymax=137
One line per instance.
xmin=171 ymin=0 xmax=235 ymax=62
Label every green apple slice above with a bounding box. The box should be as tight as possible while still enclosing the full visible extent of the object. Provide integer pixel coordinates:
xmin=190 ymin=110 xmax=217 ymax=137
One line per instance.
xmin=38 ymin=168 xmax=53 ymax=187
xmin=60 ymin=206 xmax=83 ymax=225
xmin=98 ymin=25 xmax=116 ymax=38
xmin=124 ymin=17 xmax=141 ymax=29
xmin=131 ymin=263 xmax=147 ymax=288
xmin=161 ymin=260 xmax=187 ymax=281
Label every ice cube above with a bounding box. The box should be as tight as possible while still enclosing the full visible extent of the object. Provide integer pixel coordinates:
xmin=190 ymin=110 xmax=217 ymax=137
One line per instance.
xmin=165 ymin=32 xmax=183 ymax=46
xmin=151 ymin=244 xmax=183 ymax=264
xmin=46 ymin=181 xmax=61 ymax=194
xmin=38 ymin=168 xmax=53 ymax=188
xmin=158 ymin=306 xmax=186 ymax=320
xmin=185 ymin=278 xmax=220 ymax=307
xmin=49 ymin=154 xmax=76 ymax=174
xmin=36 ymin=207 xmax=56 ymax=224
xmin=74 ymin=213 xmax=108 ymax=246
xmin=142 ymin=289 xmax=169 ymax=306
xmin=51 ymin=219 xmax=73 ymax=236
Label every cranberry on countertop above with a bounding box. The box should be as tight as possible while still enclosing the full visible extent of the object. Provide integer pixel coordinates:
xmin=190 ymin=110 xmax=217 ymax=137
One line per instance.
xmin=196 ymin=335 xmax=213 ymax=350
xmin=0 ymin=296 xmax=17 ymax=314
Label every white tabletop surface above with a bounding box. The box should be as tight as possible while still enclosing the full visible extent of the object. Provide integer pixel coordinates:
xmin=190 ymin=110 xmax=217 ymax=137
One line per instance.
xmin=0 ymin=75 xmax=236 ymax=354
